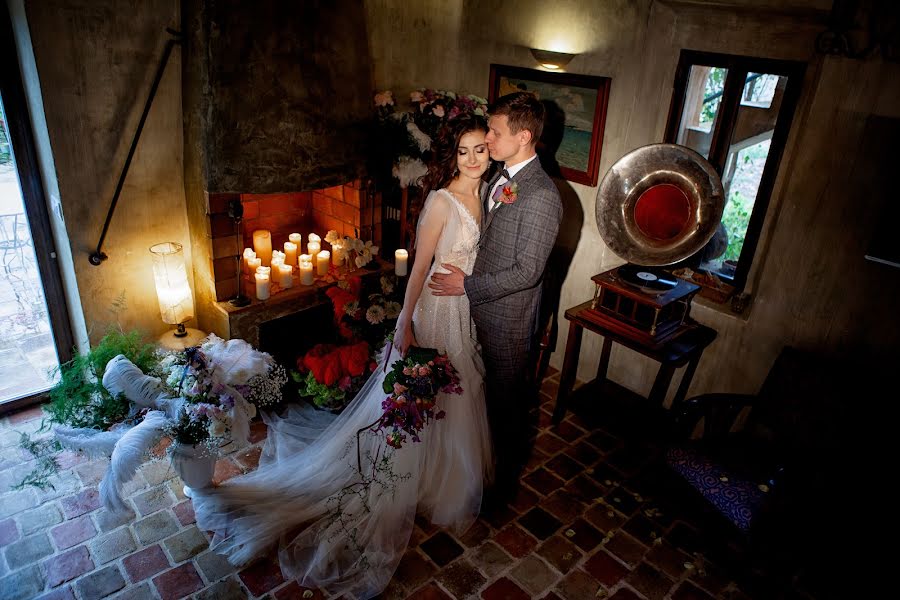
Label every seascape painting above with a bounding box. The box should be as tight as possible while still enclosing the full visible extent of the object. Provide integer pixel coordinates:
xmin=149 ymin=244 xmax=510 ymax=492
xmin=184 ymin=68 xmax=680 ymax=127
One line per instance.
xmin=489 ymin=65 xmax=611 ymax=186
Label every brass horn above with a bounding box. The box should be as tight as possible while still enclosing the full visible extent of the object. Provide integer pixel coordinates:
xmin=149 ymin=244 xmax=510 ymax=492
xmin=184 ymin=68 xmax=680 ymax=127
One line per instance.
xmin=595 ymin=143 xmax=725 ymax=266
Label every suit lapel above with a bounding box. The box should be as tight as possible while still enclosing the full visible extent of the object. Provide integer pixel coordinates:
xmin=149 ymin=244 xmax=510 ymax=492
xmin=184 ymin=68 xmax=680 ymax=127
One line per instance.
xmin=481 ymin=171 xmax=502 ymax=229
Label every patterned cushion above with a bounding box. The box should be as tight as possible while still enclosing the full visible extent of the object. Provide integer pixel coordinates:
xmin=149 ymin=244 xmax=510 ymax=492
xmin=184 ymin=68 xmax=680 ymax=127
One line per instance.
xmin=665 ymin=446 xmax=767 ymax=531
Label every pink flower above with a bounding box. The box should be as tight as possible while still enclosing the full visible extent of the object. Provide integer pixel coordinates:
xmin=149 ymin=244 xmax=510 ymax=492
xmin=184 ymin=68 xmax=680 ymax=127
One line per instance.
xmin=410 ymin=90 xmax=424 ymax=102
xmin=432 ymin=105 xmax=445 ymax=118
xmin=393 ymin=382 xmax=408 ymax=394
xmin=374 ymin=90 xmax=394 ymax=107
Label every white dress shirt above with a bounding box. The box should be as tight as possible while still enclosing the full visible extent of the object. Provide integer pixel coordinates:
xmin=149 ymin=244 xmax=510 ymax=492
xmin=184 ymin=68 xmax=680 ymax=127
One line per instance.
xmin=488 ymin=154 xmax=538 ymax=212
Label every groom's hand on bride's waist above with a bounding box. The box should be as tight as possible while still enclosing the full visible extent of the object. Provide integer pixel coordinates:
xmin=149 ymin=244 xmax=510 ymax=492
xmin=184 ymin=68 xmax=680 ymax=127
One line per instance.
xmin=428 ymin=264 xmax=465 ymax=296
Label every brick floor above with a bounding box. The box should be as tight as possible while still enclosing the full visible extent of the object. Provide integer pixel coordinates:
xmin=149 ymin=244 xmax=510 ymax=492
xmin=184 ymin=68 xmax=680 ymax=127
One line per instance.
xmin=0 ymin=372 xmax=823 ymax=599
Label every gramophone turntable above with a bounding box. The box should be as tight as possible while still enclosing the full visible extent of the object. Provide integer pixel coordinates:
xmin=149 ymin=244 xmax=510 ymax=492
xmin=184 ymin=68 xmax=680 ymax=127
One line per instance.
xmin=586 ymin=144 xmax=725 ymax=347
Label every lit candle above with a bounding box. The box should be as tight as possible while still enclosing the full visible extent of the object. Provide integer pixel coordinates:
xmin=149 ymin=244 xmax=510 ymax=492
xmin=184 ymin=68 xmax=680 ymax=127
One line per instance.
xmin=317 ymin=250 xmax=330 ymax=276
xmin=299 ymin=260 xmax=314 ymax=285
xmin=395 ymin=249 xmax=408 ymax=276
xmin=308 ymin=233 xmax=321 ymax=255
xmin=289 ymin=232 xmax=302 ymax=249
xmin=277 ymin=263 xmax=293 ymax=288
xmin=255 ymin=272 xmax=270 ymax=300
xmin=255 ymin=265 xmax=271 ymax=278
xmin=283 ymin=241 xmax=298 ymax=266
xmin=271 ymin=249 xmax=285 ymax=268
xmin=331 ymin=243 xmax=343 ymax=266
xmin=243 ymin=248 xmax=256 ymax=270
xmin=252 ymin=230 xmax=273 ymax=267
xmin=247 ymin=257 xmax=262 ymax=272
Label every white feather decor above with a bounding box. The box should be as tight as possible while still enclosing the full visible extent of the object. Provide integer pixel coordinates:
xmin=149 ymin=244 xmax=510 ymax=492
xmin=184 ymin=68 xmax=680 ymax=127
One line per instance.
xmin=103 ymin=355 xmax=167 ymax=408
xmin=54 ymin=425 xmax=125 ymax=458
xmin=99 ymin=411 xmax=168 ymax=513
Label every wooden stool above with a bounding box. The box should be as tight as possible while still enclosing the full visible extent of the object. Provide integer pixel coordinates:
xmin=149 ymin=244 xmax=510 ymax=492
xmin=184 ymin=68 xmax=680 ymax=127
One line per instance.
xmin=553 ymin=301 xmax=717 ymax=424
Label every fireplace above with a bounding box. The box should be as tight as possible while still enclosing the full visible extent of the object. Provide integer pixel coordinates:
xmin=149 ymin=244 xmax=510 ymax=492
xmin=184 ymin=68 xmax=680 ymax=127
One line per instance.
xmin=196 ymin=180 xmax=387 ymax=350
xmin=181 ymin=0 xmax=381 ymax=352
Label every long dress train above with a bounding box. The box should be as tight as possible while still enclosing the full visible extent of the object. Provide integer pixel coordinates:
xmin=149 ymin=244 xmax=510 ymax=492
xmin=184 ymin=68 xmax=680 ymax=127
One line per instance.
xmin=192 ymin=189 xmax=490 ymax=599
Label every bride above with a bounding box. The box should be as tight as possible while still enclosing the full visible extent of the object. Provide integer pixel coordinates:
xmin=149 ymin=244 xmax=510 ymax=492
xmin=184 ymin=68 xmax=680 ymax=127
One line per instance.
xmin=192 ymin=113 xmax=493 ymax=599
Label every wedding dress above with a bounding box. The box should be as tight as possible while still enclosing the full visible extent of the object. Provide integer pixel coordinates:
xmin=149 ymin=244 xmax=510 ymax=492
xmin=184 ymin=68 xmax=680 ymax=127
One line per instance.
xmin=192 ymin=189 xmax=491 ymax=599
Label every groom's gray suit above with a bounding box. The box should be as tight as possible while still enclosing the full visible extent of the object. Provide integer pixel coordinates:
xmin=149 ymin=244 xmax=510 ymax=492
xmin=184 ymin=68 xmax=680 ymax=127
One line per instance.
xmin=465 ymin=158 xmax=562 ymax=481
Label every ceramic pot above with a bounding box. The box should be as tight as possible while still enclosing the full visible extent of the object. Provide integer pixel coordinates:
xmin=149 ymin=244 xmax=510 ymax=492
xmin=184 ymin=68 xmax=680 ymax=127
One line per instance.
xmin=170 ymin=443 xmax=216 ymax=497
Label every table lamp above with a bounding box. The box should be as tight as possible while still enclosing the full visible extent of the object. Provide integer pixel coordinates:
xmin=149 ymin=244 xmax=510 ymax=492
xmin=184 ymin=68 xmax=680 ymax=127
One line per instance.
xmin=150 ymin=242 xmax=205 ymax=349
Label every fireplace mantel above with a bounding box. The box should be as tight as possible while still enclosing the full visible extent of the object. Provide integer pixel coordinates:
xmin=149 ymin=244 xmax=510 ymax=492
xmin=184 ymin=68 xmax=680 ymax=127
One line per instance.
xmin=208 ymin=260 xmax=394 ymax=349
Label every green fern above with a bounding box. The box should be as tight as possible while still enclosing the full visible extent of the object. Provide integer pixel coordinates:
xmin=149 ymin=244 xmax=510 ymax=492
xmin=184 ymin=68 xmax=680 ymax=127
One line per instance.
xmin=45 ymin=328 xmax=163 ymax=431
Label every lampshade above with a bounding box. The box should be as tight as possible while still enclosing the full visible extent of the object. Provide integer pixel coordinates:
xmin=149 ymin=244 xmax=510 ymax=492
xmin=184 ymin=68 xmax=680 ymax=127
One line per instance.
xmin=529 ymin=48 xmax=576 ymax=70
xmin=150 ymin=242 xmax=194 ymax=326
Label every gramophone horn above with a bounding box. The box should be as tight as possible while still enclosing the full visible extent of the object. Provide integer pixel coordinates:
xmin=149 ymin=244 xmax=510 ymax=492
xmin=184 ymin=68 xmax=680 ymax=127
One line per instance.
xmin=595 ymin=143 xmax=725 ymax=266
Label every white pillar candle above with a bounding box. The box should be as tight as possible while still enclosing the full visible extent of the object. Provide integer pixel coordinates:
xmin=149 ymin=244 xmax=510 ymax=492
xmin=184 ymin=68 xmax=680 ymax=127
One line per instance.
xmin=255 ymin=273 xmax=270 ymax=300
xmin=289 ymin=232 xmax=302 ymax=249
xmin=243 ymin=248 xmax=256 ymax=270
xmin=252 ymin=230 xmax=273 ymax=267
xmin=299 ymin=260 xmax=314 ymax=285
xmin=247 ymin=257 xmax=262 ymax=272
xmin=316 ymin=250 xmax=330 ymax=276
xmin=395 ymin=249 xmax=409 ymax=276
xmin=283 ymin=241 xmax=298 ymax=266
xmin=255 ymin=265 xmax=271 ymax=279
xmin=272 ymin=250 xmax=285 ymax=263
xmin=277 ymin=263 xmax=293 ymax=288
xmin=307 ymin=241 xmax=320 ymax=256
xmin=331 ymin=243 xmax=343 ymax=266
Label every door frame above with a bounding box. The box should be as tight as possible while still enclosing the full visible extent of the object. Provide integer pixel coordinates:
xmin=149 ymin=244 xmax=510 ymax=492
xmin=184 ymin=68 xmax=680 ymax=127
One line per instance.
xmin=0 ymin=5 xmax=74 ymax=414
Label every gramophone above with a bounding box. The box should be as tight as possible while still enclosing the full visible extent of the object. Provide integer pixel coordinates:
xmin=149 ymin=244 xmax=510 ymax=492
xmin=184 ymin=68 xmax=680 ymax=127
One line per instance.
xmin=587 ymin=143 xmax=725 ymax=346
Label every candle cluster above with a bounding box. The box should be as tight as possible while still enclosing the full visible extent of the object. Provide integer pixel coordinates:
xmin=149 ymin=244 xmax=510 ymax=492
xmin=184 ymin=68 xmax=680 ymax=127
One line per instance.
xmin=243 ymin=230 xmax=408 ymax=302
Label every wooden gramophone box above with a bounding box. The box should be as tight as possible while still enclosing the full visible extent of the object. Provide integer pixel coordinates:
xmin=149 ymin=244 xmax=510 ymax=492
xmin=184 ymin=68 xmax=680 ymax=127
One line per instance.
xmin=584 ymin=265 xmax=699 ymax=347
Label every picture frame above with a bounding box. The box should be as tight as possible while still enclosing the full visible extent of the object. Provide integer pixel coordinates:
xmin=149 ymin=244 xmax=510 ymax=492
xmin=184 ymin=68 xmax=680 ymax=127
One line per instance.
xmin=488 ymin=64 xmax=611 ymax=187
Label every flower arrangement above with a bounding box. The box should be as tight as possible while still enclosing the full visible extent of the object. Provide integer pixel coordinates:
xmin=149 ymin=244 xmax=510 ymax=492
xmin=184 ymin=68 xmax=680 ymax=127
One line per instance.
xmin=325 ymin=230 xmax=379 ymax=270
xmin=158 ymin=340 xmax=286 ymax=448
xmin=372 ymin=88 xmax=489 ymax=190
xmin=293 ymin=342 xmax=377 ymax=412
xmin=373 ymin=347 xmax=461 ymax=449
xmin=292 ymin=274 xmax=402 ymax=413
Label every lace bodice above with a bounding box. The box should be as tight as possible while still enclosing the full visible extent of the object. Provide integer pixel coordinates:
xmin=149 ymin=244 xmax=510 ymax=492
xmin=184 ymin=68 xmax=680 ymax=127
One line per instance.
xmin=413 ymin=189 xmax=480 ymax=357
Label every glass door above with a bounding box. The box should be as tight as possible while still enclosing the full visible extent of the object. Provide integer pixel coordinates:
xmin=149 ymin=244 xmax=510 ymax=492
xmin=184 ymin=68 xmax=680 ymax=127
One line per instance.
xmin=0 ymin=9 xmax=73 ymax=411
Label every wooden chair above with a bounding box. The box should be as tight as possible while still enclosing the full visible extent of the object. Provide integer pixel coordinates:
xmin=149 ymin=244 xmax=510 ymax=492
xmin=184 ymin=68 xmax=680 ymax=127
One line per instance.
xmin=665 ymin=346 xmax=846 ymax=576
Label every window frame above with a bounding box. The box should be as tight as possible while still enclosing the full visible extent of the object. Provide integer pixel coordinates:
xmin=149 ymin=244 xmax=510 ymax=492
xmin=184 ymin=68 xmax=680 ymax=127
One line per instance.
xmin=664 ymin=50 xmax=806 ymax=293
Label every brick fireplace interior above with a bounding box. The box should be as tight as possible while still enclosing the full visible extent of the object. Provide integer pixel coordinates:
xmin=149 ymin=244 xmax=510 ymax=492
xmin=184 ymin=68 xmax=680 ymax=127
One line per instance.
xmin=206 ymin=180 xmax=382 ymax=303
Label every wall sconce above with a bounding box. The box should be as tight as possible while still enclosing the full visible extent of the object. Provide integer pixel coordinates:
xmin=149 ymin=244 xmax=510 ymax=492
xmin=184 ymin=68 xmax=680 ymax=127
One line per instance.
xmin=150 ymin=242 xmax=204 ymax=348
xmin=530 ymin=48 xmax=577 ymax=70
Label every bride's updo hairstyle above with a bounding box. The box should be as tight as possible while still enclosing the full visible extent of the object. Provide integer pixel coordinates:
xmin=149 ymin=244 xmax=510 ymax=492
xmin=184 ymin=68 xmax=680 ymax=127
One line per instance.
xmin=421 ymin=113 xmax=488 ymax=200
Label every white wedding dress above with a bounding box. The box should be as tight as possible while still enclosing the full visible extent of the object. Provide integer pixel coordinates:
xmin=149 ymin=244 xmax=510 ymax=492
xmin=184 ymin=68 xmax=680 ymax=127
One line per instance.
xmin=193 ymin=189 xmax=491 ymax=599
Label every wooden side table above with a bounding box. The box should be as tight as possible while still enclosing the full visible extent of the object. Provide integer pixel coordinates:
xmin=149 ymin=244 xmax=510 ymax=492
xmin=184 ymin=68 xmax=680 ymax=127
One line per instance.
xmin=553 ymin=301 xmax=717 ymax=424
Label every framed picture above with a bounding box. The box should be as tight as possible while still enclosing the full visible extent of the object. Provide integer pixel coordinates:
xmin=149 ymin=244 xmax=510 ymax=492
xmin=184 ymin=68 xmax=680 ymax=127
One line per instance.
xmin=488 ymin=64 xmax=611 ymax=187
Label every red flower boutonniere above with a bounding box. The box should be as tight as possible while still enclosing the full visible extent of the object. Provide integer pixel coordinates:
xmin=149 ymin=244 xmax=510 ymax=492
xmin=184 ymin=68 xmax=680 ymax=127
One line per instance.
xmin=498 ymin=182 xmax=519 ymax=205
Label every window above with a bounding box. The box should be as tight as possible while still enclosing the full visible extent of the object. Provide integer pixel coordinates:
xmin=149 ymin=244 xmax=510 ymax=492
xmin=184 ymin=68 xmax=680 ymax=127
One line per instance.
xmin=665 ymin=51 xmax=805 ymax=295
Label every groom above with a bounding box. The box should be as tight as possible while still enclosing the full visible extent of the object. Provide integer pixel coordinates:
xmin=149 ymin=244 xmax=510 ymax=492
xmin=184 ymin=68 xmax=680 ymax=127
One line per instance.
xmin=430 ymin=92 xmax=563 ymax=493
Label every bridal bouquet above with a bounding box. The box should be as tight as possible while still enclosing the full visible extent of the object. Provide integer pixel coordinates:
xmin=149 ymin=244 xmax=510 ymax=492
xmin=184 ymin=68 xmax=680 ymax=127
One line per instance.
xmin=374 ymin=347 xmax=460 ymax=449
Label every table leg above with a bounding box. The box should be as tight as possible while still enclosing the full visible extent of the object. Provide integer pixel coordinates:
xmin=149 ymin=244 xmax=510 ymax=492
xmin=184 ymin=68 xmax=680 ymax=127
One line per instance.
xmin=553 ymin=322 xmax=583 ymax=424
xmin=648 ymin=364 xmax=675 ymax=407
xmin=671 ymin=354 xmax=702 ymax=411
xmin=596 ymin=337 xmax=612 ymax=382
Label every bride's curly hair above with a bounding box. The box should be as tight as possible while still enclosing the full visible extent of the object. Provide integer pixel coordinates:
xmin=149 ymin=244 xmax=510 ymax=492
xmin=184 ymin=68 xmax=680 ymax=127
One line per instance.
xmin=421 ymin=113 xmax=489 ymax=200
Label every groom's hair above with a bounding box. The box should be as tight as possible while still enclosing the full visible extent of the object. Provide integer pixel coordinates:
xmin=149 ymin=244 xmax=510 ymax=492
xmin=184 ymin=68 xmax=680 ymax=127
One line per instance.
xmin=491 ymin=92 xmax=545 ymax=145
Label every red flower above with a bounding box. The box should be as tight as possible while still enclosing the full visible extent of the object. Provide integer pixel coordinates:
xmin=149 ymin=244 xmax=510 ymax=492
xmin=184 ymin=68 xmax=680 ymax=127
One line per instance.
xmin=326 ymin=287 xmax=357 ymax=321
xmin=338 ymin=341 xmax=371 ymax=377
xmin=303 ymin=344 xmax=343 ymax=387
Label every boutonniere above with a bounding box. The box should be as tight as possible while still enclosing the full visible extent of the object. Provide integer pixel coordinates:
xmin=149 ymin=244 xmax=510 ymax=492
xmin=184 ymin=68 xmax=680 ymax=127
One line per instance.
xmin=498 ymin=182 xmax=519 ymax=205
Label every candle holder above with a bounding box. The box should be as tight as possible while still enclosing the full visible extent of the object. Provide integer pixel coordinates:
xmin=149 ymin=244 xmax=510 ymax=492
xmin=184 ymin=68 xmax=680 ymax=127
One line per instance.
xmin=227 ymin=199 xmax=251 ymax=307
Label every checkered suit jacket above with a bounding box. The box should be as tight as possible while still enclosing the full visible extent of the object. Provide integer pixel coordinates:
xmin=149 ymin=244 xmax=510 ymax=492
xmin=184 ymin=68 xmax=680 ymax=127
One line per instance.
xmin=465 ymin=158 xmax=563 ymax=379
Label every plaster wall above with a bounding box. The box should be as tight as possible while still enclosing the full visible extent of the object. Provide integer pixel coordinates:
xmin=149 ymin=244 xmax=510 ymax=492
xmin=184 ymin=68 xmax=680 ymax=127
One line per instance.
xmin=365 ymin=0 xmax=899 ymax=398
xmin=23 ymin=0 xmax=189 ymax=342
